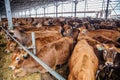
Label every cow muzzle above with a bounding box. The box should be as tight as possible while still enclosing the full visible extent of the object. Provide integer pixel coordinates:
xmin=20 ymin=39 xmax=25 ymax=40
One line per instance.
xmin=105 ymin=61 xmax=113 ymax=67
xmin=9 ymin=65 xmax=15 ymax=70
xmin=4 ymin=50 xmax=10 ymax=53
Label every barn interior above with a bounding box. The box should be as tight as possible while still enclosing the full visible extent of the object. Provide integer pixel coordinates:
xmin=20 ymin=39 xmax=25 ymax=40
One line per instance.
xmin=0 ymin=0 xmax=120 ymax=80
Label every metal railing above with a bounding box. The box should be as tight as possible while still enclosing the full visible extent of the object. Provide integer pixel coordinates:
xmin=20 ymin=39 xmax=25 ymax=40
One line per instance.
xmin=0 ymin=26 xmax=66 ymax=80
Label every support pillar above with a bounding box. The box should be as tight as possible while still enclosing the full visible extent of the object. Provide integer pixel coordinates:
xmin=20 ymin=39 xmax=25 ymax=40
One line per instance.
xmin=55 ymin=1 xmax=59 ymax=17
xmin=4 ymin=0 xmax=13 ymax=29
xmin=105 ymin=0 xmax=110 ymax=19
xmin=0 ymin=13 xmax=1 ymax=21
xmin=73 ymin=0 xmax=78 ymax=17
xmin=25 ymin=11 xmax=26 ymax=18
xmin=43 ymin=7 xmax=46 ymax=17
xmin=29 ymin=10 xmax=31 ymax=17
xmin=84 ymin=0 xmax=87 ymax=17
xmin=35 ymin=8 xmax=37 ymax=17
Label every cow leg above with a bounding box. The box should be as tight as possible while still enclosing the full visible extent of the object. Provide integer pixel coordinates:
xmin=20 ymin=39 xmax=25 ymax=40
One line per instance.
xmin=13 ymin=68 xmax=27 ymax=77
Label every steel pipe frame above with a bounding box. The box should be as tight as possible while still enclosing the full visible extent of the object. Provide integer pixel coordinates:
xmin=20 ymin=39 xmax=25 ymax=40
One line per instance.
xmin=109 ymin=1 xmax=120 ymax=18
xmin=109 ymin=3 xmax=119 ymax=18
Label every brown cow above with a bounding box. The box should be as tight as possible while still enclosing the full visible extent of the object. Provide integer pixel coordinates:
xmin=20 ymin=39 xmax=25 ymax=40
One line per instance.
xmin=68 ymin=39 xmax=98 ymax=80
xmin=4 ymin=39 xmax=17 ymax=53
xmin=5 ymin=33 xmax=62 ymax=53
xmin=12 ymin=26 xmax=62 ymax=46
xmin=78 ymin=27 xmax=120 ymax=42
xmin=9 ymin=37 xmax=73 ymax=77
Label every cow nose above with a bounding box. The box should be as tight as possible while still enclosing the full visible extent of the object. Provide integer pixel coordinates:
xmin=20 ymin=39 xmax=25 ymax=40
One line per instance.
xmin=9 ymin=67 xmax=12 ymax=70
xmin=4 ymin=50 xmax=9 ymax=53
xmin=105 ymin=62 xmax=113 ymax=67
xmin=9 ymin=66 xmax=15 ymax=70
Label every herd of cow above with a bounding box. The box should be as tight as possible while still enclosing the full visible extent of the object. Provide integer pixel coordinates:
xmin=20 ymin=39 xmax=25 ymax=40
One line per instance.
xmin=0 ymin=17 xmax=120 ymax=80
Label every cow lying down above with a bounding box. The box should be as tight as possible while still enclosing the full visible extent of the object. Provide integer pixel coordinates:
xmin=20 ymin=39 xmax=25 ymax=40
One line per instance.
xmin=9 ymin=37 xmax=73 ymax=77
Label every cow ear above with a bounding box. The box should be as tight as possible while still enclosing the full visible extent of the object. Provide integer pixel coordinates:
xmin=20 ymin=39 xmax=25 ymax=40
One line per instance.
xmin=113 ymin=47 xmax=120 ymax=53
xmin=96 ymin=44 xmax=104 ymax=51
xmin=9 ymin=29 xmax=14 ymax=33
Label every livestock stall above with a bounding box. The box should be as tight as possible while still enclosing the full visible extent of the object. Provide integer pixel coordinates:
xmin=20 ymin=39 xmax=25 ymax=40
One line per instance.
xmin=0 ymin=0 xmax=120 ymax=80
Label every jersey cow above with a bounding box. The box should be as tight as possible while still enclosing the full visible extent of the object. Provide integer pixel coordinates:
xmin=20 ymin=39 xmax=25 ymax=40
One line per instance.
xmin=9 ymin=37 xmax=73 ymax=77
xmin=68 ymin=39 xmax=98 ymax=80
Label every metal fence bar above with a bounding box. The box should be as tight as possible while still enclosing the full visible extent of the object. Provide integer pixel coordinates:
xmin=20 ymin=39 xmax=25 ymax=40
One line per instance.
xmin=31 ymin=32 xmax=36 ymax=55
xmin=0 ymin=26 xmax=66 ymax=80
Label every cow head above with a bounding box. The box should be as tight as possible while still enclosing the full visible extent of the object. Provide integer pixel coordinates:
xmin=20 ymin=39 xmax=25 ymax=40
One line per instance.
xmin=4 ymin=40 xmax=17 ymax=53
xmin=96 ymin=43 xmax=120 ymax=67
xmin=9 ymin=49 xmax=28 ymax=70
xmin=64 ymin=24 xmax=72 ymax=36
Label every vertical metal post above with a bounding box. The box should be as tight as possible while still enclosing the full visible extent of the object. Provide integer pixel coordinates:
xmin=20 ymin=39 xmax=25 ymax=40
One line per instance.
xmin=84 ymin=0 xmax=87 ymax=17
xmin=100 ymin=0 xmax=105 ymax=18
xmin=4 ymin=0 xmax=13 ymax=29
xmin=19 ymin=12 xmax=21 ymax=18
xmin=20 ymin=11 xmax=22 ymax=18
xmin=14 ymin=13 xmax=15 ymax=18
xmin=31 ymin=32 xmax=36 ymax=55
xmin=0 ymin=13 xmax=1 ymax=21
xmin=61 ymin=1 xmax=63 ymax=16
xmin=73 ymin=0 xmax=78 ymax=17
xmin=56 ymin=5 xmax=58 ymax=17
xmin=1 ymin=12 xmax=2 ymax=20
xmin=22 ymin=11 xmax=24 ymax=18
xmin=72 ymin=1 xmax=74 ymax=17
xmin=19 ymin=12 xmax=21 ymax=17
xmin=55 ymin=0 xmax=58 ymax=17
xmin=102 ymin=0 xmax=105 ymax=12
xmin=105 ymin=0 xmax=110 ymax=19
xmin=29 ymin=10 xmax=31 ymax=17
xmin=43 ymin=7 xmax=46 ymax=17
xmin=35 ymin=8 xmax=37 ymax=17
xmin=22 ymin=11 xmax=23 ymax=18
xmin=18 ymin=12 xmax=19 ymax=18
xmin=25 ymin=11 xmax=26 ymax=18
xmin=21 ymin=11 xmax=22 ymax=18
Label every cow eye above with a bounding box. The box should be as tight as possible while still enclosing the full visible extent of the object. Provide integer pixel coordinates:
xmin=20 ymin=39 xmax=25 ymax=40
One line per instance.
xmin=10 ymin=45 xmax=13 ymax=47
xmin=103 ymin=50 xmax=108 ymax=55
xmin=16 ymin=57 xmax=20 ymax=61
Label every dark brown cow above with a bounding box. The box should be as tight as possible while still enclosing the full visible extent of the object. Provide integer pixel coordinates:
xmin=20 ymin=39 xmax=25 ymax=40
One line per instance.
xmin=96 ymin=43 xmax=120 ymax=67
